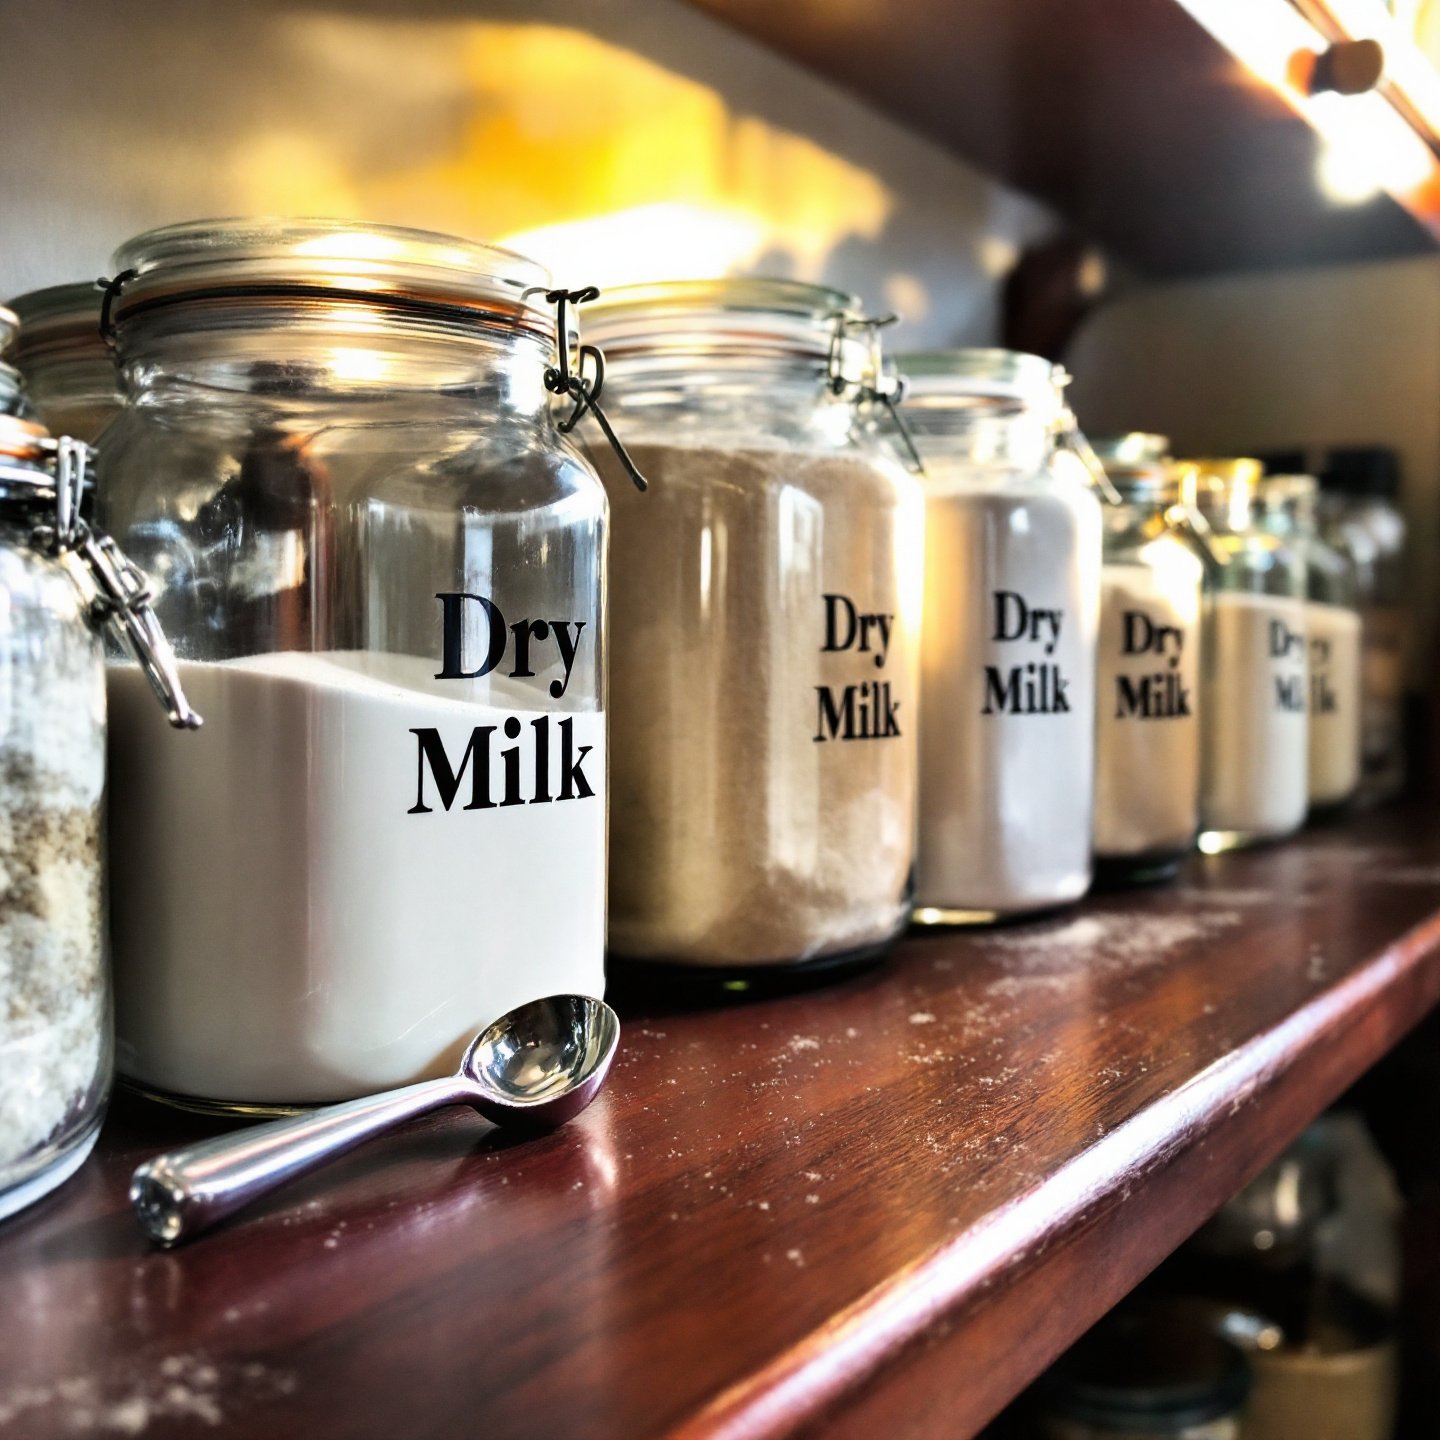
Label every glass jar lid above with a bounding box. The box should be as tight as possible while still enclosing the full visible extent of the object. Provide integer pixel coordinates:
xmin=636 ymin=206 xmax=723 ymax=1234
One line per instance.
xmin=896 ymin=348 xmax=1065 ymax=416
xmin=1259 ymin=472 xmax=1319 ymax=533
xmin=7 ymin=282 xmax=106 ymax=363
xmin=108 ymin=218 xmax=555 ymax=343
xmin=0 ymin=305 xmax=17 ymax=353
xmin=1174 ymin=457 xmax=1263 ymax=528
xmin=1093 ymin=433 xmax=1175 ymax=501
xmin=584 ymin=277 xmax=871 ymax=379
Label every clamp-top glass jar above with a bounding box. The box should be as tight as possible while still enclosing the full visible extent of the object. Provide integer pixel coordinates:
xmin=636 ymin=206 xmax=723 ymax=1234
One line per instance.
xmin=1092 ymin=435 xmax=1209 ymax=884
xmin=1261 ymin=474 xmax=1362 ymax=814
xmin=1177 ymin=459 xmax=1308 ymax=849
xmin=98 ymin=219 xmax=611 ymax=1110
xmin=5 ymin=284 xmax=120 ymax=444
xmin=0 ymin=419 xmax=193 ymax=1218
xmin=584 ymin=280 xmax=923 ymax=982
xmin=899 ymin=350 xmax=1102 ymax=924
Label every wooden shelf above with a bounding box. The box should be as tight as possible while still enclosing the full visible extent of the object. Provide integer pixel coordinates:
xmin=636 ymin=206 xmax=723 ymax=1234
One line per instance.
xmin=4 ymin=808 xmax=1440 ymax=1438
xmin=683 ymin=0 xmax=1440 ymax=275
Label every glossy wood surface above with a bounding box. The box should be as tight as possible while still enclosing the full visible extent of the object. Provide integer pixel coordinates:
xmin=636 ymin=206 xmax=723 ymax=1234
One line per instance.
xmin=4 ymin=808 xmax=1440 ymax=1439
xmin=683 ymin=0 xmax=1438 ymax=275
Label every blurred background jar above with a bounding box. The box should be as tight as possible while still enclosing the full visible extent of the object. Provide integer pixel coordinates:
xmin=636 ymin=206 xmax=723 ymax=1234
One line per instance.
xmin=4 ymin=284 xmax=119 ymax=444
xmin=1177 ymin=459 xmax=1308 ymax=850
xmin=1260 ymin=473 xmax=1362 ymax=816
xmin=1318 ymin=447 xmax=1408 ymax=805
xmin=898 ymin=349 xmax=1101 ymax=925
xmin=1091 ymin=434 xmax=1208 ymax=885
xmin=584 ymin=281 xmax=923 ymax=986
xmin=97 ymin=219 xmax=609 ymax=1111
xmin=1033 ymin=1302 xmax=1250 ymax=1439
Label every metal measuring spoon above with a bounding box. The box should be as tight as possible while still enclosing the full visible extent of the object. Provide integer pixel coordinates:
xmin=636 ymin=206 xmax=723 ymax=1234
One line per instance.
xmin=130 ymin=994 xmax=620 ymax=1247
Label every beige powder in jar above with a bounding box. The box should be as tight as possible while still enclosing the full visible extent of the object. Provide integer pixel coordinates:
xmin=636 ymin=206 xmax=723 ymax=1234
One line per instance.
xmin=594 ymin=441 xmax=923 ymax=968
xmin=1094 ymin=562 xmax=1203 ymax=862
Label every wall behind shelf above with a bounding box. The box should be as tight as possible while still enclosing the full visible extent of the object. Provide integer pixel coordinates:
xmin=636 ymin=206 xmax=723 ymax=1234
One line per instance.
xmin=0 ymin=0 xmax=1055 ymax=348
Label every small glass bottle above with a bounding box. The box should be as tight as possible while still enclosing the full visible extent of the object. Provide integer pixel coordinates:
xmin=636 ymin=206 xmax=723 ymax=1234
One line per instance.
xmin=0 ymin=418 xmax=193 ymax=1220
xmin=1260 ymin=475 xmax=1362 ymax=815
xmin=5 ymin=284 xmax=120 ymax=444
xmin=898 ymin=350 xmax=1102 ymax=924
xmin=98 ymin=219 xmax=613 ymax=1111
xmin=1177 ymin=459 xmax=1308 ymax=850
xmin=1092 ymin=435 xmax=1208 ymax=884
xmin=584 ymin=281 xmax=923 ymax=984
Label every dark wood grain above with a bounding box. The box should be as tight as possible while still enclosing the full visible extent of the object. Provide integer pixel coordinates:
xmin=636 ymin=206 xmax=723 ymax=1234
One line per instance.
xmin=4 ymin=808 xmax=1440 ymax=1440
xmin=680 ymin=0 xmax=1438 ymax=276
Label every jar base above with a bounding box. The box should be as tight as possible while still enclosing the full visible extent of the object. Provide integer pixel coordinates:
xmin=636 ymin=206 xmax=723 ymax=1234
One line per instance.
xmin=0 ymin=1114 xmax=102 ymax=1224
xmin=1092 ymin=850 xmax=1189 ymax=889
xmin=608 ymin=932 xmax=897 ymax=1005
xmin=119 ymin=1076 xmax=311 ymax=1120
xmin=910 ymin=896 xmax=1083 ymax=929
xmin=1197 ymin=827 xmax=1295 ymax=855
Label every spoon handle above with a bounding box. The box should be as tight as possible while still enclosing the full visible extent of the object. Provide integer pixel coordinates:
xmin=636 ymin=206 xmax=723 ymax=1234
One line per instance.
xmin=130 ymin=1076 xmax=478 ymax=1246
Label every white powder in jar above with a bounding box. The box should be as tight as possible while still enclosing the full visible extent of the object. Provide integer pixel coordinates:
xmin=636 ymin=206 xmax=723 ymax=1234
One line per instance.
xmin=0 ymin=589 xmax=106 ymax=1189
xmin=1307 ymin=601 xmax=1362 ymax=807
xmin=916 ymin=478 xmax=1101 ymax=917
xmin=107 ymin=651 xmax=605 ymax=1106
xmin=596 ymin=441 xmax=922 ymax=968
xmin=1201 ymin=592 xmax=1308 ymax=838
xmin=1093 ymin=562 xmax=1202 ymax=861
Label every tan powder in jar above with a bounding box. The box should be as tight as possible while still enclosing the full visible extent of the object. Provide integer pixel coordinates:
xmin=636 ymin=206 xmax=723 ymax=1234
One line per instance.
xmin=594 ymin=441 xmax=922 ymax=968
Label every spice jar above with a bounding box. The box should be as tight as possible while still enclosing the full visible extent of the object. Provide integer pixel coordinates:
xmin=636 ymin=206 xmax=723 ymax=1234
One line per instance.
xmin=97 ymin=219 xmax=613 ymax=1110
xmin=0 ymin=419 xmax=194 ymax=1219
xmin=1092 ymin=435 xmax=1208 ymax=884
xmin=5 ymin=285 xmax=120 ymax=444
xmin=582 ymin=280 xmax=922 ymax=980
xmin=1260 ymin=474 xmax=1362 ymax=814
xmin=1037 ymin=1303 xmax=1250 ymax=1439
xmin=1178 ymin=459 xmax=1308 ymax=849
xmin=897 ymin=350 xmax=1101 ymax=924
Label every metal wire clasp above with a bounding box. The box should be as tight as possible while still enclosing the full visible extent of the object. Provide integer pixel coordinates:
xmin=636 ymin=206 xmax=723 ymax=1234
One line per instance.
xmin=538 ymin=287 xmax=647 ymax=492
xmin=828 ymin=311 xmax=926 ymax=475
xmin=1053 ymin=407 xmax=1123 ymax=506
xmin=33 ymin=438 xmax=202 ymax=730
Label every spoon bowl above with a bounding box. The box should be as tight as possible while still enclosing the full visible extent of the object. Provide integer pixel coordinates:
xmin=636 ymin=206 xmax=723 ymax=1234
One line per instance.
xmin=466 ymin=994 xmax=620 ymax=1129
xmin=131 ymin=993 xmax=620 ymax=1246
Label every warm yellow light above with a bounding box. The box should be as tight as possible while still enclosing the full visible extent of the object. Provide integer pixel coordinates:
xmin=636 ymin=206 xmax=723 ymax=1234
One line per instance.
xmin=500 ymin=202 xmax=769 ymax=289
xmin=249 ymin=17 xmax=891 ymax=285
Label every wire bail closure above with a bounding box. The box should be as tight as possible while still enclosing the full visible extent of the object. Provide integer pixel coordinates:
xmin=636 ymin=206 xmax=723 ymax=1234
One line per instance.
xmin=539 ymin=286 xmax=648 ymax=492
xmin=31 ymin=437 xmax=202 ymax=731
xmin=828 ymin=311 xmax=926 ymax=475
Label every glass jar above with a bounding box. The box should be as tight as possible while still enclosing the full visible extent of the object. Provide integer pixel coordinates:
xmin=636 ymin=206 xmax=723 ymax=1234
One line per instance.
xmin=582 ymin=280 xmax=922 ymax=981
xmin=1037 ymin=1304 xmax=1250 ymax=1439
xmin=0 ymin=419 xmax=190 ymax=1218
xmin=97 ymin=219 xmax=610 ymax=1111
xmin=1261 ymin=475 xmax=1362 ymax=814
xmin=898 ymin=350 xmax=1101 ymax=924
xmin=1319 ymin=447 xmax=1407 ymax=804
xmin=0 ymin=304 xmax=33 ymax=421
xmin=5 ymin=284 xmax=120 ymax=444
xmin=1091 ymin=435 xmax=1208 ymax=884
xmin=1178 ymin=459 xmax=1308 ymax=849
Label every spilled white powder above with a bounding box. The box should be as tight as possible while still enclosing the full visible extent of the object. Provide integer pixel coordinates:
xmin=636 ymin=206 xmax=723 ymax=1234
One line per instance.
xmin=0 ymin=1353 xmax=294 ymax=1434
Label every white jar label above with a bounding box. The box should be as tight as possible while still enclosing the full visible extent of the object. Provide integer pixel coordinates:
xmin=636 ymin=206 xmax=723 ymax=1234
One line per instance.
xmin=1201 ymin=592 xmax=1308 ymax=837
xmin=815 ymin=592 xmax=902 ymax=741
xmin=1094 ymin=563 xmax=1202 ymax=859
xmin=107 ymin=600 xmax=605 ymax=1106
xmin=1307 ymin=601 xmax=1362 ymax=806
xmin=982 ymin=590 xmax=1074 ymax=714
